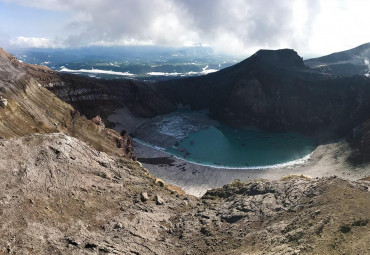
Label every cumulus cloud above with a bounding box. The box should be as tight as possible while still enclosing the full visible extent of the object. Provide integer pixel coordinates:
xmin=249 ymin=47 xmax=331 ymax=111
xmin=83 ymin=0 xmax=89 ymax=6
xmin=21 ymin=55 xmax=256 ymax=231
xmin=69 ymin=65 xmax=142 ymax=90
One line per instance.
xmin=69 ymin=0 xmax=320 ymax=55
xmin=176 ymin=0 xmax=297 ymax=53
xmin=10 ymin=36 xmax=63 ymax=48
xmin=4 ymin=0 xmax=370 ymax=56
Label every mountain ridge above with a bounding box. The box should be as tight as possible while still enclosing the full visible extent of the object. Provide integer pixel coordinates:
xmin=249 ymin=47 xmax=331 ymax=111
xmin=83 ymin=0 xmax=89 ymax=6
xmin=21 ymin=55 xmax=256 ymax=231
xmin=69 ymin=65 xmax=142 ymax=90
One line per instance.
xmin=305 ymin=42 xmax=370 ymax=76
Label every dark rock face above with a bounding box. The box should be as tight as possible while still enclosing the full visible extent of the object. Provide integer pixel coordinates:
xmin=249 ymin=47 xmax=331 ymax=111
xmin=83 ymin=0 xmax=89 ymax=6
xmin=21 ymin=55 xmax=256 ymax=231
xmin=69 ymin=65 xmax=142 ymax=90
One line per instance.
xmin=349 ymin=119 xmax=370 ymax=164
xmin=155 ymin=49 xmax=370 ymax=137
xmin=49 ymin=73 xmax=176 ymax=120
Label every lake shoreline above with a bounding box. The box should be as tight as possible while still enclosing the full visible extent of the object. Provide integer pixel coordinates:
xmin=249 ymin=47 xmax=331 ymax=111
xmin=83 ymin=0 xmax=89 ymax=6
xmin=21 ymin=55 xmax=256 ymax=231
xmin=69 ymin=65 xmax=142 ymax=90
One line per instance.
xmin=108 ymin=108 xmax=370 ymax=196
xmin=134 ymin=140 xmax=370 ymax=197
xmin=134 ymin=137 xmax=313 ymax=170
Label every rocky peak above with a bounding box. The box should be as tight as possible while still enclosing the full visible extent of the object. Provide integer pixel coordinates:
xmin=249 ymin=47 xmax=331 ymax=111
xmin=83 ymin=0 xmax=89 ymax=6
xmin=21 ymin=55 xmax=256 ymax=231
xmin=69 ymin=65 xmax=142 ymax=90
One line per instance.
xmin=248 ymin=48 xmax=306 ymax=69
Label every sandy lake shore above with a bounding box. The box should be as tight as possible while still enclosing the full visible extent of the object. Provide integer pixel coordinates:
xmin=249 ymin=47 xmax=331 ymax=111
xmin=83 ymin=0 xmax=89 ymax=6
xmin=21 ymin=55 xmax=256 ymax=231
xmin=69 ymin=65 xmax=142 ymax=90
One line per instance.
xmin=135 ymin=140 xmax=370 ymax=197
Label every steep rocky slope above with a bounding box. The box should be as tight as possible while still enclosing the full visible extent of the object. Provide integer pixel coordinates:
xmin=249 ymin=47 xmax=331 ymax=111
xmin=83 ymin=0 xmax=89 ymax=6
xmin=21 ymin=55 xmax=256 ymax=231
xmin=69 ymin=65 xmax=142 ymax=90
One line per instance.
xmin=155 ymin=49 xmax=370 ymax=138
xmin=53 ymin=73 xmax=175 ymax=123
xmin=305 ymin=43 xmax=370 ymax=76
xmin=0 ymin=133 xmax=369 ymax=254
xmin=0 ymin=48 xmax=135 ymax=159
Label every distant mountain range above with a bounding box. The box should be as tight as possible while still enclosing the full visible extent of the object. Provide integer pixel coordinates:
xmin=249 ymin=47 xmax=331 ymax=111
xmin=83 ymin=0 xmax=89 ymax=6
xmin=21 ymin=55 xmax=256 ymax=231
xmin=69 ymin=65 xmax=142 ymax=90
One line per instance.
xmin=7 ymin=46 xmax=241 ymax=81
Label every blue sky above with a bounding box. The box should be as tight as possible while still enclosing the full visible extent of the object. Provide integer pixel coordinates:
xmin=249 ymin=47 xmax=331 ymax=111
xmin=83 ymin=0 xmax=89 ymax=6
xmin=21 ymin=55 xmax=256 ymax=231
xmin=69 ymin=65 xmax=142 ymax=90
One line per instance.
xmin=0 ymin=2 xmax=69 ymax=38
xmin=1 ymin=0 xmax=370 ymax=57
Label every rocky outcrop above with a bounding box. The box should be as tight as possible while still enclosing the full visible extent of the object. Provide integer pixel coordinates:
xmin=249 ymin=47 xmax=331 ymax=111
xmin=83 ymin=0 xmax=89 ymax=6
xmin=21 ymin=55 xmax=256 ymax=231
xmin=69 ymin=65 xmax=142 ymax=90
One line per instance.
xmin=0 ymin=134 xmax=368 ymax=254
xmin=116 ymin=129 xmax=136 ymax=160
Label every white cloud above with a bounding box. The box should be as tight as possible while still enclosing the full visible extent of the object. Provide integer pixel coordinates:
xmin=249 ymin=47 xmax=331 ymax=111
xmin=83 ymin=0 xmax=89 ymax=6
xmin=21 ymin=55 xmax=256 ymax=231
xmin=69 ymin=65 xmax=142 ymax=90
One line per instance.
xmin=3 ymin=0 xmax=370 ymax=57
xmin=87 ymin=38 xmax=154 ymax=47
xmin=307 ymin=0 xmax=370 ymax=56
xmin=1 ymin=0 xmax=71 ymax=11
xmin=10 ymin=36 xmax=63 ymax=48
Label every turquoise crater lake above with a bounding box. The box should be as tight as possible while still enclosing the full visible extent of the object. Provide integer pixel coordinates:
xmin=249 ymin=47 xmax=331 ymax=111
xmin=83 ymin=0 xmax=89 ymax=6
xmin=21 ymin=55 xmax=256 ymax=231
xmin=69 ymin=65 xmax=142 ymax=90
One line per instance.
xmin=132 ymin=111 xmax=316 ymax=168
xmin=165 ymin=124 xmax=316 ymax=168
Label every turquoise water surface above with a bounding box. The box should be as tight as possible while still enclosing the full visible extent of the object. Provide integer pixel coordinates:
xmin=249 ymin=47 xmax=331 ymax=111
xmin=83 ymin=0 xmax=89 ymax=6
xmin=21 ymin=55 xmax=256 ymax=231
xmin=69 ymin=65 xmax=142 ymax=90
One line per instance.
xmin=165 ymin=124 xmax=316 ymax=168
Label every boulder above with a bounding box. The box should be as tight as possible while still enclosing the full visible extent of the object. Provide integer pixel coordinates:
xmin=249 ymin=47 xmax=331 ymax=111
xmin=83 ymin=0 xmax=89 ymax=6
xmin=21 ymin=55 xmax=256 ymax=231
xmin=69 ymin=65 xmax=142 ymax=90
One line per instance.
xmin=155 ymin=195 xmax=164 ymax=205
xmin=155 ymin=178 xmax=166 ymax=187
xmin=91 ymin=115 xmax=105 ymax=127
xmin=0 ymin=97 xmax=7 ymax=108
xmin=140 ymin=191 xmax=149 ymax=202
